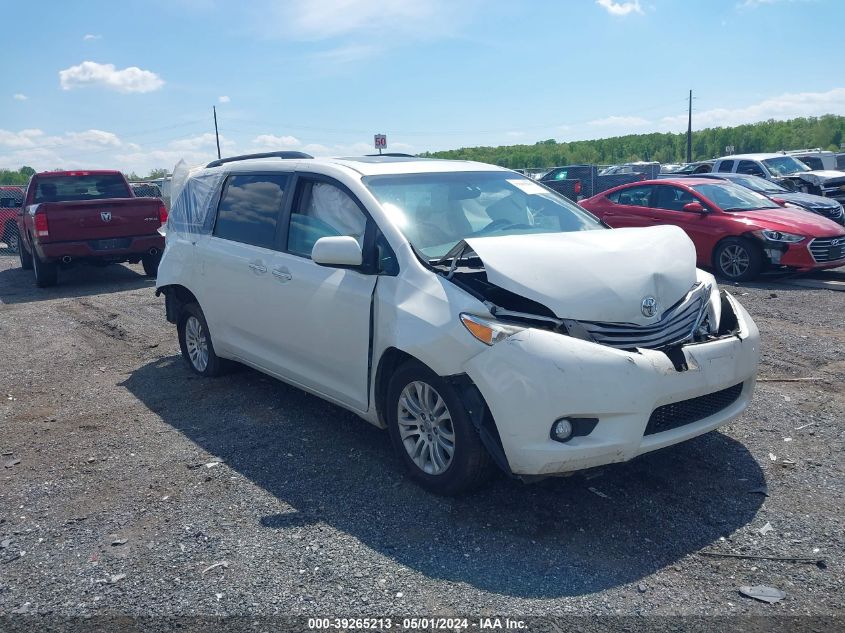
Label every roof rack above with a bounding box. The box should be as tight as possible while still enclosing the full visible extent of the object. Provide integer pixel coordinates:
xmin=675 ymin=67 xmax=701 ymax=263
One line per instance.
xmin=363 ymin=153 xmax=417 ymax=158
xmin=206 ymin=151 xmax=313 ymax=168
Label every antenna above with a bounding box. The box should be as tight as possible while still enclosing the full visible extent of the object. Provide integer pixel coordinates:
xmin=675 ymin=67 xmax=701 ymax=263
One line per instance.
xmin=213 ymin=106 xmax=221 ymax=160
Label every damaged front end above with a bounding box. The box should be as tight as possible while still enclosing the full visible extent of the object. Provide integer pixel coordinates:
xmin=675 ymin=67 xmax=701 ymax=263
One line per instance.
xmin=431 ymin=238 xmax=742 ymax=367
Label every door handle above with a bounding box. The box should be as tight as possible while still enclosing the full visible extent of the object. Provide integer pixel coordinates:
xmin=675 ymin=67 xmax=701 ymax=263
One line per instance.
xmin=272 ymin=268 xmax=292 ymax=282
xmin=248 ymin=262 xmax=267 ymax=274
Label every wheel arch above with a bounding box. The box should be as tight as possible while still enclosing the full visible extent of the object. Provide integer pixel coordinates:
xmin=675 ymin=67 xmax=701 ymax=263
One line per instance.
xmin=711 ymin=232 xmax=765 ymax=269
xmin=156 ymin=284 xmax=200 ymax=324
xmin=373 ymin=346 xmax=511 ymax=475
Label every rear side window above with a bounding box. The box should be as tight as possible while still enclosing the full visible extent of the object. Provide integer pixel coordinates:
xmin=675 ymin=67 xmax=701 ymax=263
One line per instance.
xmin=33 ymin=174 xmax=130 ymax=203
xmin=607 ymin=185 xmax=653 ymax=206
xmin=737 ymin=161 xmax=765 ymax=177
xmin=717 ymin=160 xmax=734 ymax=173
xmin=797 ymin=156 xmax=823 ymax=170
xmin=214 ymin=174 xmax=288 ymax=249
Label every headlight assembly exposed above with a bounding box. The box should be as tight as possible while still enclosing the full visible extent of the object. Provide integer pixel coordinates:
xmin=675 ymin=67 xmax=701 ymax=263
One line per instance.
xmin=460 ymin=313 xmax=525 ymax=346
xmin=757 ymin=229 xmax=805 ymax=243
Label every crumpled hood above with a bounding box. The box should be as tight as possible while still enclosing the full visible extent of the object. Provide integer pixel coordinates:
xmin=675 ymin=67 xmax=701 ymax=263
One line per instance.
xmin=795 ymin=170 xmax=845 ymax=184
xmin=464 ymin=225 xmax=697 ymax=326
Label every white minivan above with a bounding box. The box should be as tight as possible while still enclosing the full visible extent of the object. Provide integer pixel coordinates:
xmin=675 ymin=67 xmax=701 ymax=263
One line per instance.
xmin=156 ymin=152 xmax=760 ymax=495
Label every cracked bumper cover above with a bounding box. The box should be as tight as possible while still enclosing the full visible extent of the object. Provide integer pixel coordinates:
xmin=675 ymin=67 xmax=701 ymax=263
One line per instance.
xmin=463 ymin=294 xmax=760 ymax=476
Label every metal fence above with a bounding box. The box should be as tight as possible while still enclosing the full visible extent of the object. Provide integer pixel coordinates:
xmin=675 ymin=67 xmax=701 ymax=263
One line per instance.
xmin=0 ymin=185 xmax=24 ymax=256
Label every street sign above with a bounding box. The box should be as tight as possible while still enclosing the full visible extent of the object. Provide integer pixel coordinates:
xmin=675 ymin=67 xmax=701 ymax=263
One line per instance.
xmin=374 ymin=134 xmax=387 ymax=151
xmin=725 ymin=145 xmax=735 ymax=154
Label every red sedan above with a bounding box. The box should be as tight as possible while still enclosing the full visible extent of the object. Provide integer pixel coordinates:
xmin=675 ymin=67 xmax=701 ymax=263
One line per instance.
xmin=580 ymin=178 xmax=845 ymax=280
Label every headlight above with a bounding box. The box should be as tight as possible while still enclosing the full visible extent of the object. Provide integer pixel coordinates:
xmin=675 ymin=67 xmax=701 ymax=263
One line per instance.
xmin=758 ymin=229 xmax=805 ymax=243
xmin=460 ymin=313 xmax=526 ymax=346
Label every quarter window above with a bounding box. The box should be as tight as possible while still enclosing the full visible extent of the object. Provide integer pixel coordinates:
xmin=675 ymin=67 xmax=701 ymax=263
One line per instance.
xmin=214 ymin=174 xmax=287 ymax=248
xmin=607 ymin=185 xmax=653 ymax=207
xmin=287 ymin=180 xmax=367 ymax=258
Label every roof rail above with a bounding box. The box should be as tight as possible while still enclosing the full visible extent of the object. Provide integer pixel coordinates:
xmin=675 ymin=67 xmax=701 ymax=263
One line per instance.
xmin=364 ymin=152 xmax=417 ymax=158
xmin=206 ymin=151 xmax=313 ymax=168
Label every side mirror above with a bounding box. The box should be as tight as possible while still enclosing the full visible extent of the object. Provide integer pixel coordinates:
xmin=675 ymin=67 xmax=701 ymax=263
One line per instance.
xmin=682 ymin=202 xmax=707 ymax=214
xmin=770 ymin=197 xmax=787 ymax=207
xmin=311 ymin=236 xmax=363 ymax=268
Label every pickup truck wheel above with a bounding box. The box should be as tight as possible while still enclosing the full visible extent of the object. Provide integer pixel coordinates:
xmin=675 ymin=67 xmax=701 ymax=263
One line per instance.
xmin=386 ymin=360 xmax=493 ymax=496
xmin=178 ymin=304 xmax=224 ymax=376
xmin=142 ymin=252 xmax=161 ymax=277
xmin=32 ymin=250 xmax=58 ymax=288
xmin=714 ymin=237 xmax=763 ymax=282
xmin=18 ymin=241 xmax=33 ymax=270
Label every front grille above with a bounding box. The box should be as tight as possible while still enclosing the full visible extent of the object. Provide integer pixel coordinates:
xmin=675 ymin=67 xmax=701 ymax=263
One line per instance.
xmin=577 ymin=283 xmax=709 ymax=350
xmin=808 ymin=237 xmax=845 ymax=263
xmin=808 ymin=205 xmax=844 ymax=221
xmin=644 ymin=383 xmax=744 ymax=436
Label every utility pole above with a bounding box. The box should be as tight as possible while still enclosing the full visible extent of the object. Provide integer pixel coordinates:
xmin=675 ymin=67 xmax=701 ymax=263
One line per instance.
xmin=686 ymin=89 xmax=693 ymax=163
xmin=213 ymin=106 xmax=221 ymax=159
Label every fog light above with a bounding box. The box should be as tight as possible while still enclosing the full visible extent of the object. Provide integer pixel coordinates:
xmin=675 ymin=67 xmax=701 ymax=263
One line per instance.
xmin=551 ymin=418 xmax=574 ymax=442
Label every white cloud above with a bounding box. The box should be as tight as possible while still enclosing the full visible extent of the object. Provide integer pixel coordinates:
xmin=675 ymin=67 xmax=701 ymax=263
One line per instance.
xmin=64 ymin=130 xmax=122 ymax=147
xmin=252 ymin=134 xmax=301 ymax=148
xmin=660 ymin=87 xmax=845 ymax=130
xmin=312 ymin=44 xmax=382 ymax=65
xmin=0 ymin=129 xmax=45 ymax=148
xmin=595 ymin=0 xmax=644 ymax=16
xmin=59 ymin=61 xmax=165 ymax=93
xmin=588 ymin=115 xmax=649 ymax=127
xmin=218 ymin=95 xmax=230 ymax=103
xmin=168 ymin=133 xmax=233 ymax=151
xmin=13 ymin=93 xmax=27 ymax=101
xmin=83 ymin=34 xmax=102 ymax=41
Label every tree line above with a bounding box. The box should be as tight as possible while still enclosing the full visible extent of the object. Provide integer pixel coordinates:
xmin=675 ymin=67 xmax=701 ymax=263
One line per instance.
xmin=0 ymin=166 xmax=169 ymax=186
xmin=422 ymin=115 xmax=845 ymax=168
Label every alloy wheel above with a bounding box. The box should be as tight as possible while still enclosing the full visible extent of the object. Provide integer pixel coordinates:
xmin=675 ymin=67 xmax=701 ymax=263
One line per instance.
xmin=719 ymin=244 xmax=750 ymax=278
xmin=185 ymin=316 xmax=209 ymax=372
xmin=397 ymin=381 xmax=456 ymax=475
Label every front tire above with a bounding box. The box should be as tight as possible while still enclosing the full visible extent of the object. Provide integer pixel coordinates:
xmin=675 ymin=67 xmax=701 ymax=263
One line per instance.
xmin=32 ymin=250 xmax=58 ymax=287
xmin=386 ymin=360 xmax=493 ymax=495
xmin=714 ymin=237 xmax=763 ymax=282
xmin=177 ymin=303 xmax=225 ymax=376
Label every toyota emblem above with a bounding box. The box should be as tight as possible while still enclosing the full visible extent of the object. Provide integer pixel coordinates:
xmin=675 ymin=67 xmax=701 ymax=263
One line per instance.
xmin=641 ymin=296 xmax=658 ymax=318
xmin=100 ymin=211 xmax=112 ymax=222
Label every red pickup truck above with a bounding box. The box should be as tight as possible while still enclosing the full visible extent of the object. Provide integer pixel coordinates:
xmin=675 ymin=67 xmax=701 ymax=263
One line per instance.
xmin=17 ymin=170 xmax=167 ymax=287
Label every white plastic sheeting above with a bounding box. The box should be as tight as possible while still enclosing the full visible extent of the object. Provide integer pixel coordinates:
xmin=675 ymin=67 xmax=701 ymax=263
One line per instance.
xmin=308 ymin=182 xmax=367 ymax=246
xmin=167 ymin=164 xmax=226 ymax=235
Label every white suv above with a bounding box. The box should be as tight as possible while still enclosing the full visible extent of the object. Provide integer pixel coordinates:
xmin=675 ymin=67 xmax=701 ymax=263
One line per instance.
xmin=156 ymin=152 xmax=760 ymax=495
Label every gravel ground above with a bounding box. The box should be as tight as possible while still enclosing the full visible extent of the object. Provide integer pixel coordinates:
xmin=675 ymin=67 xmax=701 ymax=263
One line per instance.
xmin=0 ymin=253 xmax=843 ymax=619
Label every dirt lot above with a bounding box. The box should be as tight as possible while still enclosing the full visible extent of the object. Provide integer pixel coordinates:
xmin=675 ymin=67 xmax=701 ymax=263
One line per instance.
xmin=1 ymin=253 xmax=843 ymax=619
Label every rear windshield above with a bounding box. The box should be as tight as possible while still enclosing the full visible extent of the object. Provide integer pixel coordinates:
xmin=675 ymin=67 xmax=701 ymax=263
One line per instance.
xmin=33 ymin=174 xmax=131 ymax=203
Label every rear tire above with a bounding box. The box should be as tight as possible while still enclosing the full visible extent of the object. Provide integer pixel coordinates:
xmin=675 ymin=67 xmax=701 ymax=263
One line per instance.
xmin=386 ymin=360 xmax=494 ymax=495
xmin=32 ymin=250 xmax=58 ymax=287
xmin=142 ymin=252 xmax=161 ymax=277
xmin=714 ymin=237 xmax=763 ymax=282
xmin=18 ymin=239 xmax=33 ymax=270
xmin=177 ymin=303 xmax=225 ymax=377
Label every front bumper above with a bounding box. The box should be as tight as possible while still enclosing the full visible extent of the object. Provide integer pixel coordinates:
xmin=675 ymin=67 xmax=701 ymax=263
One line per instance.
xmin=769 ymin=241 xmax=845 ymax=271
xmin=464 ymin=294 xmax=760 ymax=476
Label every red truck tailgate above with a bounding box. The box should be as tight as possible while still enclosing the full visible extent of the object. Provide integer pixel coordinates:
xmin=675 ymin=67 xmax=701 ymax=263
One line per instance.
xmin=34 ymin=198 xmax=162 ymax=243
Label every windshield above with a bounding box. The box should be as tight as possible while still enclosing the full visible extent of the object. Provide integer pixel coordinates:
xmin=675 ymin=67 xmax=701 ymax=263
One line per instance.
xmin=692 ymin=182 xmax=781 ymax=211
xmin=729 ymin=174 xmax=786 ymax=194
xmin=762 ymin=156 xmax=811 ymax=176
xmin=363 ymin=171 xmax=603 ymax=258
